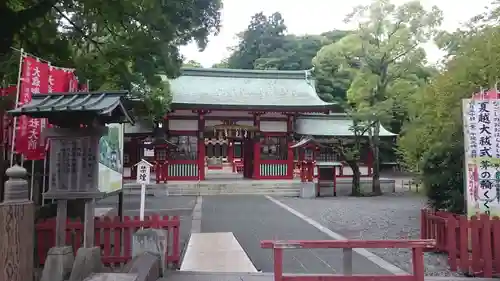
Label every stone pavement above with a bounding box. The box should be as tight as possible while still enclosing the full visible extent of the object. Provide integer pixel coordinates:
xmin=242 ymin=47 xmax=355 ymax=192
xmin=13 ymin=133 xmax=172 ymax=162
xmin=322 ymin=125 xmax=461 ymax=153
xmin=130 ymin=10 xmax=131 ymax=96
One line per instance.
xmin=200 ymin=195 xmax=391 ymax=275
xmin=161 ymin=271 xmax=498 ymax=281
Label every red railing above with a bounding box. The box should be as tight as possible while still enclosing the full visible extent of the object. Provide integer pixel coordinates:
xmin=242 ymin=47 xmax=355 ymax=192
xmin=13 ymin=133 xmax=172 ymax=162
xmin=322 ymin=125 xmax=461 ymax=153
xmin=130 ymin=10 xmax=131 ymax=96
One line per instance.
xmin=36 ymin=215 xmax=180 ymax=268
xmin=261 ymin=239 xmax=435 ymax=281
xmin=421 ymin=209 xmax=500 ymax=277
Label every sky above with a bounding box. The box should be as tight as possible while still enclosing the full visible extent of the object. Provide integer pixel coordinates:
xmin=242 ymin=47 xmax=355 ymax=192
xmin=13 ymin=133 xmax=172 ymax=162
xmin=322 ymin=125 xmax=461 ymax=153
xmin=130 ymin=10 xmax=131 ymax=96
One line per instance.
xmin=180 ymin=0 xmax=494 ymax=67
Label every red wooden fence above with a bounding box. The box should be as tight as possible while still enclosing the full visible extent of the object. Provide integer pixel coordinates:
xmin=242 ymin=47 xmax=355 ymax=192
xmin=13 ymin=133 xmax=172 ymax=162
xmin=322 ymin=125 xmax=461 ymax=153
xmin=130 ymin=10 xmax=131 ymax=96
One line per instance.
xmin=261 ymin=239 xmax=435 ymax=281
xmin=36 ymin=215 xmax=180 ymax=268
xmin=421 ymin=209 xmax=500 ymax=277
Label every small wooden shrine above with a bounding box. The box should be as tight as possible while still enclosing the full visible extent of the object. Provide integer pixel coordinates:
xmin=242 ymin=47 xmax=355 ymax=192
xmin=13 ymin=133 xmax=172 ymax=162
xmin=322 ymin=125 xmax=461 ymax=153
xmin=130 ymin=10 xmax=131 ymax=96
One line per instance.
xmin=9 ymin=91 xmax=134 ymax=247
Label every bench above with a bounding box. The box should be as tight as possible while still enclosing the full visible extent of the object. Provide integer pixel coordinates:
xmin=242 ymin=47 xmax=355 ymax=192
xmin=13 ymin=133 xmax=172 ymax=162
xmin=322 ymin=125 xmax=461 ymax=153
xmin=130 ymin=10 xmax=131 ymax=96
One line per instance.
xmin=261 ymin=239 xmax=435 ymax=281
xmin=181 ymin=232 xmax=257 ymax=273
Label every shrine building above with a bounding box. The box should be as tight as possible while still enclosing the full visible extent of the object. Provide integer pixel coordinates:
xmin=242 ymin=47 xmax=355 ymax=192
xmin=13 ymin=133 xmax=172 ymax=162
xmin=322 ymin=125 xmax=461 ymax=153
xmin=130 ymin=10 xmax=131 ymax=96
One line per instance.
xmin=123 ymin=68 xmax=395 ymax=181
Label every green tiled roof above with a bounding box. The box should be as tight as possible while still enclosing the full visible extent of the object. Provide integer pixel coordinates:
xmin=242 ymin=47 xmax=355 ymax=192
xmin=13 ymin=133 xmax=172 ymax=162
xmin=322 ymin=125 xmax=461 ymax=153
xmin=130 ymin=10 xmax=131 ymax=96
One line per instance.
xmin=168 ymin=68 xmax=340 ymax=111
xmin=9 ymin=91 xmax=134 ymax=125
xmin=295 ymin=114 xmax=396 ymax=137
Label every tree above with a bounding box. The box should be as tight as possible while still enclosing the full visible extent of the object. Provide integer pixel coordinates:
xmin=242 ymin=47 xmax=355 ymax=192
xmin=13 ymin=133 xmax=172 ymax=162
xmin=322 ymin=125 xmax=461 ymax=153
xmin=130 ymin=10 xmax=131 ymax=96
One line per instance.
xmin=1 ymin=0 xmax=222 ymax=121
xmin=227 ymin=12 xmax=287 ymax=69
xmin=335 ymin=107 xmax=378 ymax=196
xmin=332 ymin=0 xmax=442 ymax=194
xmin=223 ymin=11 xmax=350 ymax=72
xmin=312 ymin=40 xmax=355 ymax=102
xmin=399 ymin=22 xmax=500 ymax=212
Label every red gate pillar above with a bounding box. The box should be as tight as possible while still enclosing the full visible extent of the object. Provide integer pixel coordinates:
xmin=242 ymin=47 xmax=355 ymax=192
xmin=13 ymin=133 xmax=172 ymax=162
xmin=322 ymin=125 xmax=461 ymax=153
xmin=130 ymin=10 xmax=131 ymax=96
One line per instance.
xmin=197 ymin=111 xmax=206 ymax=180
xmin=286 ymin=114 xmax=294 ymax=179
xmin=252 ymin=113 xmax=261 ymax=179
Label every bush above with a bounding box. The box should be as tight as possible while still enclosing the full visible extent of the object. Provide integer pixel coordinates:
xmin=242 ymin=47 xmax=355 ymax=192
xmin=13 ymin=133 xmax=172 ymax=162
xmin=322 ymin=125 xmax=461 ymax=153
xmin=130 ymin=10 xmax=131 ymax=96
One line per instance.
xmin=420 ymin=141 xmax=465 ymax=214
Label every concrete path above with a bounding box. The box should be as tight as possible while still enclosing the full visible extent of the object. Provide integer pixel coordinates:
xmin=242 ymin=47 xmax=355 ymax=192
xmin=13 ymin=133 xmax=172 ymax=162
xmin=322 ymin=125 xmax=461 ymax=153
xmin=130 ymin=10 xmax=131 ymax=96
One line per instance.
xmin=200 ymin=195 xmax=391 ymax=275
xmin=181 ymin=232 xmax=257 ymax=273
xmin=161 ymin=272 xmax=498 ymax=281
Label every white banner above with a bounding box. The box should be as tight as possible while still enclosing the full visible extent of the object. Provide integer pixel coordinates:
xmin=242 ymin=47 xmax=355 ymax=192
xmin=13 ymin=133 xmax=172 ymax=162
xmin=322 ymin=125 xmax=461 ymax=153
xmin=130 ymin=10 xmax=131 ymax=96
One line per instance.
xmin=463 ymin=98 xmax=500 ymax=216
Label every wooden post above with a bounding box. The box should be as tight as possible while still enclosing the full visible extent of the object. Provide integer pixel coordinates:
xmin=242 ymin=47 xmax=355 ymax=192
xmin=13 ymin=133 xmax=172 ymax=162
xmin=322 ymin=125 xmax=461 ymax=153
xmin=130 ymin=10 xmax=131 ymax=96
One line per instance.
xmin=342 ymin=248 xmax=353 ymax=275
xmin=55 ymin=200 xmax=68 ymax=246
xmin=0 ymin=165 xmax=34 ymax=281
xmin=83 ymin=199 xmax=95 ymax=248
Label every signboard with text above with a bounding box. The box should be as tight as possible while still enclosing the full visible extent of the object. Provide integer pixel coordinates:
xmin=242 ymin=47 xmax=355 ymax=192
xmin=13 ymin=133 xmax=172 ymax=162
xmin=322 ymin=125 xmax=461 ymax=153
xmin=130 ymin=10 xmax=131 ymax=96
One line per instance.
xmin=98 ymin=123 xmax=124 ymax=193
xmin=463 ymin=92 xmax=500 ymax=216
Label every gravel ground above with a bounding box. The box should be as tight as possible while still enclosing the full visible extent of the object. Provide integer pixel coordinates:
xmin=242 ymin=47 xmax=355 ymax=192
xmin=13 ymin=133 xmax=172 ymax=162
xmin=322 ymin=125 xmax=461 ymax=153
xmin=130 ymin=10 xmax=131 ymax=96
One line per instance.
xmin=273 ymin=193 xmax=461 ymax=277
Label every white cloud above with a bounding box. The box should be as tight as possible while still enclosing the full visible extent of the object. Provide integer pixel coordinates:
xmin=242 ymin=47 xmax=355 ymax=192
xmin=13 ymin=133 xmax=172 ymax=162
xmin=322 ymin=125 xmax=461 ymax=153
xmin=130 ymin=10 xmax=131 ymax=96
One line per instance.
xmin=181 ymin=0 xmax=493 ymax=67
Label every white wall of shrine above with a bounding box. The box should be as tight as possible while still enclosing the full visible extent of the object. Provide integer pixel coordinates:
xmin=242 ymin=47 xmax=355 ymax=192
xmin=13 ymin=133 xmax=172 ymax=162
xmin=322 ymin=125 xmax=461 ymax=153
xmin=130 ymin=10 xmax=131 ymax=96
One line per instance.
xmin=260 ymin=121 xmax=287 ymax=132
xmin=168 ymin=119 xmax=198 ymax=131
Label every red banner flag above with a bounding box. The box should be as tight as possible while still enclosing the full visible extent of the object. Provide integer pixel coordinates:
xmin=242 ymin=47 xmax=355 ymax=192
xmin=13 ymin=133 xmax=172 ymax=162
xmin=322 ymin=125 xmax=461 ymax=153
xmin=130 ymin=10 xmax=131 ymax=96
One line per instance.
xmin=15 ymin=56 xmax=49 ymax=160
xmin=49 ymin=66 xmax=72 ymax=93
xmin=67 ymin=71 xmax=78 ymax=92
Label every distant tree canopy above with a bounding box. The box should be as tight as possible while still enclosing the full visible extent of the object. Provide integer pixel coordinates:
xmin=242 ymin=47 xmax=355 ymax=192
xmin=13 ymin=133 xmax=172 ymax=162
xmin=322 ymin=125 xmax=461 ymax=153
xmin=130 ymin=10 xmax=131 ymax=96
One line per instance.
xmin=215 ymin=11 xmax=351 ymax=101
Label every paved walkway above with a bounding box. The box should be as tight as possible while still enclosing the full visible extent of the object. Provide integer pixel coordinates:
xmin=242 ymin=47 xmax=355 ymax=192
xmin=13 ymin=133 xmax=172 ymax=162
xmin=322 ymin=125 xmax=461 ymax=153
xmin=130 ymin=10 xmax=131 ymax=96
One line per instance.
xmin=200 ymin=195 xmax=391 ymax=275
xmin=161 ymin=272 xmax=497 ymax=281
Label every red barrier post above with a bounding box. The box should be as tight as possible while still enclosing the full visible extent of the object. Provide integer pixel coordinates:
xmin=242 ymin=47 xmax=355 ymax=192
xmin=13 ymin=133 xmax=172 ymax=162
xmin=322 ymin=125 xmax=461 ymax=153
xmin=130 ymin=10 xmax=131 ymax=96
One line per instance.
xmin=458 ymin=215 xmax=469 ymax=273
xmin=36 ymin=215 xmax=181 ymax=268
xmin=261 ymin=240 xmax=434 ymax=281
xmin=446 ymin=214 xmax=457 ymax=271
xmin=481 ymin=214 xmax=493 ymax=277
xmin=420 ymin=209 xmax=426 ymax=240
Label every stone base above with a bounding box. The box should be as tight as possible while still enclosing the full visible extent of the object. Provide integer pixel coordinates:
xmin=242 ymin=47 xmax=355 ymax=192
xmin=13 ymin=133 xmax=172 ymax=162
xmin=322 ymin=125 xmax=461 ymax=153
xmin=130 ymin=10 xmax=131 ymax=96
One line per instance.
xmin=123 ymin=252 xmax=161 ymax=280
xmin=69 ymin=247 xmax=103 ymax=281
xmin=40 ymin=246 xmax=74 ymax=281
xmin=299 ymin=182 xmax=316 ymax=198
xmin=132 ymin=229 xmax=167 ymax=273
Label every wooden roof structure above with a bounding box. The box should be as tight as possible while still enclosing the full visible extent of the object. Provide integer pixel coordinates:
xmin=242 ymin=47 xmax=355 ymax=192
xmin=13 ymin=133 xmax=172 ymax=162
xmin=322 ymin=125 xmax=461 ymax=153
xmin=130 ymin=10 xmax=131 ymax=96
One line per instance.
xmin=9 ymin=91 xmax=134 ymax=127
xmin=168 ymin=68 xmax=341 ymax=112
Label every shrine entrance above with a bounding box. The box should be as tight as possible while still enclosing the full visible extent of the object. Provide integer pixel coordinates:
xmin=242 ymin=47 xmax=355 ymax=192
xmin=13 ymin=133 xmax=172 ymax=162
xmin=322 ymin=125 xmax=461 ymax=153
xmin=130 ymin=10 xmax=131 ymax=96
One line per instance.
xmin=204 ymin=124 xmax=258 ymax=180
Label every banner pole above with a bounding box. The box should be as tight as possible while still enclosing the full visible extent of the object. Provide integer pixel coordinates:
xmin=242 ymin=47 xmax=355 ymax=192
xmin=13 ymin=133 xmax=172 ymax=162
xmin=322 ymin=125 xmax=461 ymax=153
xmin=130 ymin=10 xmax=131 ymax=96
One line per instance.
xmin=10 ymin=48 xmax=24 ymax=167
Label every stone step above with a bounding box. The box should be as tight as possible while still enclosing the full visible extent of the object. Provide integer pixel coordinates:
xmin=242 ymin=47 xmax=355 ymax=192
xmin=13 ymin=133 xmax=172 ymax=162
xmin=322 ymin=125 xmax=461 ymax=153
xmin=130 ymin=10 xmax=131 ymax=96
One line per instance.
xmin=126 ymin=188 xmax=300 ymax=196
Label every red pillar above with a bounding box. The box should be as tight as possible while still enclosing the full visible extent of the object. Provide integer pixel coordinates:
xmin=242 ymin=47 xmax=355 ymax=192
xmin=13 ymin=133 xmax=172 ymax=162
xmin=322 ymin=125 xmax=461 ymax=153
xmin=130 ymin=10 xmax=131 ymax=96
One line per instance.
xmin=286 ymin=114 xmax=294 ymax=179
xmin=253 ymin=113 xmax=261 ymax=179
xmin=299 ymin=149 xmax=306 ymax=182
xmin=130 ymin=137 xmax=138 ymax=180
xmin=198 ymin=111 xmax=206 ymax=180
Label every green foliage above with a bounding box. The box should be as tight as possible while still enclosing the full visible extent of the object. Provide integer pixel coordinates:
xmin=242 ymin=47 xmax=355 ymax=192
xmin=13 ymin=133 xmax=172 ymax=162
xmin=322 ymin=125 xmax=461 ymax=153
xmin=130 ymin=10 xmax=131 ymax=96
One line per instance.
xmin=398 ymin=17 xmax=500 ymax=211
xmin=320 ymin=0 xmax=442 ymax=194
xmin=1 ymin=0 xmax=222 ymax=121
xmin=220 ymin=11 xmax=349 ymax=74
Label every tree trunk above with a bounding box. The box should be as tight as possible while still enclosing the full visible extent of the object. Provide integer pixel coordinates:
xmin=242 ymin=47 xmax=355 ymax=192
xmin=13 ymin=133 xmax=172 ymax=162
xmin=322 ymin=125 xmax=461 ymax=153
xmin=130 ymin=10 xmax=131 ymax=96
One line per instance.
xmin=371 ymin=123 xmax=382 ymax=195
xmin=347 ymin=160 xmax=361 ymax=196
